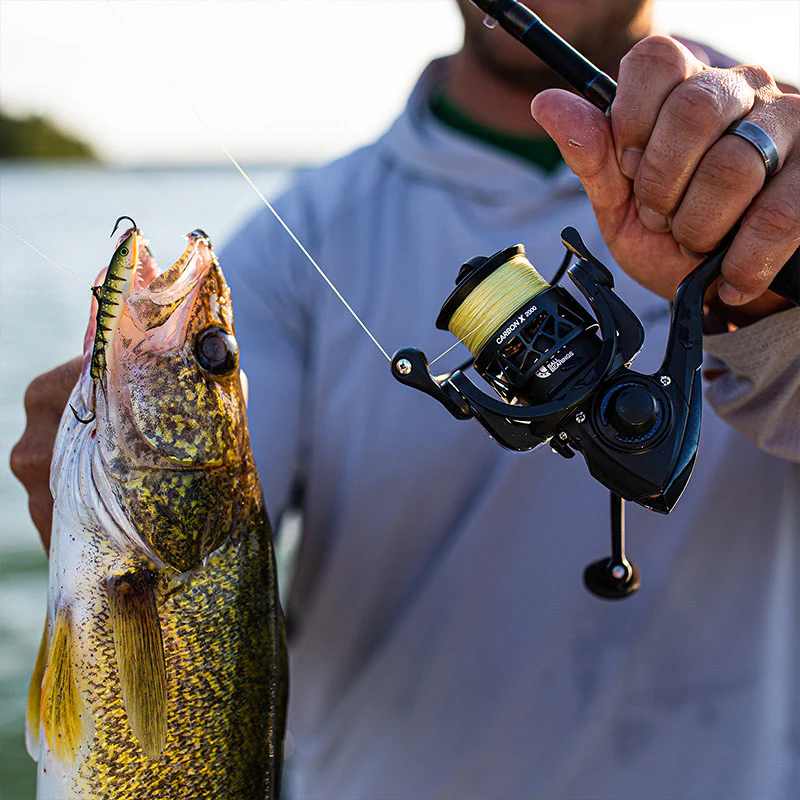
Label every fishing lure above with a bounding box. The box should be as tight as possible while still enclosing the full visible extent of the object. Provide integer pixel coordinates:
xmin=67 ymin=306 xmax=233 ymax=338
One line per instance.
xmin=70 ymin=216 xmax=139 ymax=424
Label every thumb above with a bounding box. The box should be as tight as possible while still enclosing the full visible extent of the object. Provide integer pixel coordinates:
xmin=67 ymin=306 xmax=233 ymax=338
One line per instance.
xmin=531 ymin=89 xmax=632 ymax=235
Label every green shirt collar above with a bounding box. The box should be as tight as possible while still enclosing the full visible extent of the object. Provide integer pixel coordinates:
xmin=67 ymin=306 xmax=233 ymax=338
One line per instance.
xmin=429 ymin=88 xmax=564 ymax=174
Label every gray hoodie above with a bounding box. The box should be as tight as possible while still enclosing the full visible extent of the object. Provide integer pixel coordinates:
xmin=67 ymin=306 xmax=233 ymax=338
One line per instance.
xmin=222 ymin=58 xmax=800 ymax=800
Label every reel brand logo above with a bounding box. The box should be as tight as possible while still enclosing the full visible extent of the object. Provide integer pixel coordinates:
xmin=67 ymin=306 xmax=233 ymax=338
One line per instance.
xmin=535 ymin=350 xmax=574 ymax=379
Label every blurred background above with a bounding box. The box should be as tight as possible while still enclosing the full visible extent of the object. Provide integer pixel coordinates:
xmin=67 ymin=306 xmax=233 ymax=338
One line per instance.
xmin=1 ymin=1 xmax=798 ymax=796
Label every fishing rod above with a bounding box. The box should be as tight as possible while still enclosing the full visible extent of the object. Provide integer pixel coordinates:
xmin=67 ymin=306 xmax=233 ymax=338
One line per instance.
xmin=391 ymin=0 xmax=800 ymax=600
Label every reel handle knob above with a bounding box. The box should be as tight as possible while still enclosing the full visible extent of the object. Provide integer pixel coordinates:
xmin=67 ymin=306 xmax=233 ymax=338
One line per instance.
xmin=583 ymin=557 xmax=641 ymax=599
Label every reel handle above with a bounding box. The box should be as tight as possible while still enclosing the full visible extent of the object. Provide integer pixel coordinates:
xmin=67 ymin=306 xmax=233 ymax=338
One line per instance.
xmin=583 ymin=493 xmax=641 ymax=600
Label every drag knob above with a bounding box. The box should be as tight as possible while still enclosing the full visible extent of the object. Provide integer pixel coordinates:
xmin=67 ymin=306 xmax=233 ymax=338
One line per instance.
xmin=608 ymin=385 xmax=658 ymax=437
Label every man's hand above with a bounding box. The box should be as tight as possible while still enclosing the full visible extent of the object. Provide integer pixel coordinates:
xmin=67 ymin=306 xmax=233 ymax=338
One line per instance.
xmin=531 ymin=35 xmax=799 ymax=323
xmin=10 ymin=357 xmax=82 ymax=552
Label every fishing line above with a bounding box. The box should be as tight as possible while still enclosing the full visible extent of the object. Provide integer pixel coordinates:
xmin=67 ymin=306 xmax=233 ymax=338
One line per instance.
xmin=428 ymin=322 xmax=485 ymax=367
xmin=428 ymin=254 xmax=550 ymax=367
xmin=446 ymin=254 xmax=550 ymax=356
xmin=0 ymin=222 xmax=94 ymax=289
xmin=104 ymin=0 xmax=391 ymax=363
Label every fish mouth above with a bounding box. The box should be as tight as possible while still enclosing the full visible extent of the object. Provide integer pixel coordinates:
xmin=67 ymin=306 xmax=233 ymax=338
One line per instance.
xmin=125 ymin=229 xmax=216 ymax=333
xmin=76 ymin=225 xmax=222 ymax=421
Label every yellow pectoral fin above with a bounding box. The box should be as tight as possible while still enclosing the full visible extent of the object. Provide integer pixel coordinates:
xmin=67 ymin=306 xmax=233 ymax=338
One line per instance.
xmin=25 ymin=616 xmax=50 ymax=760
xmin=40 ymin=606 xmax=93 ymax=765
xmin=106 ymin=569 xmax=168 ymax=760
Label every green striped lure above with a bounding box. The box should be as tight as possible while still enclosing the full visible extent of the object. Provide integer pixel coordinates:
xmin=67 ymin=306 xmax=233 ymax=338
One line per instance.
xmin=71 ymin=216 xmax=139 ymax=424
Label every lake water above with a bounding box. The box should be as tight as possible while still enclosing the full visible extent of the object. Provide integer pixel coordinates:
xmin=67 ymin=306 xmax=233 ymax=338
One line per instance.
xmin=0 ymin=162 xmax=294 ymax=799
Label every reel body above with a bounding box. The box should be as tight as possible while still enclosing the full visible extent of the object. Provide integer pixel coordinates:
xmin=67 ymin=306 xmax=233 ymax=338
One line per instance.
xmin=392 ymin=227 xmax=726 ymax=598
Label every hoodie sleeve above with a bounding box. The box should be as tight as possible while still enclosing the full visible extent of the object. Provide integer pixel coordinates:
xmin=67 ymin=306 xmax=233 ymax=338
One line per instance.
xmin=703 ymin=307 xmax=800 ymax=463
xmin=219 ymin=179 xmax=320 ymax=522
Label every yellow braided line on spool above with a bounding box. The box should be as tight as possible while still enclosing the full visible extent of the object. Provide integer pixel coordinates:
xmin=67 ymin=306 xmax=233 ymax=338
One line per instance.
xmin=448 ymin=255 xmax=550 ymax=356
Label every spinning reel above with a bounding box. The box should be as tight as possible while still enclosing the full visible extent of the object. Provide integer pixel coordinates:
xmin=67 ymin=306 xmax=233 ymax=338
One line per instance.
xmin=391 ymin=227 xmax=734 ymax=599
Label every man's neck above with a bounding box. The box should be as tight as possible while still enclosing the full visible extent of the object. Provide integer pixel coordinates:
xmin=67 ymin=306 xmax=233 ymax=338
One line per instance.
xmin=444 ymin=51 xmax=552 ymax=139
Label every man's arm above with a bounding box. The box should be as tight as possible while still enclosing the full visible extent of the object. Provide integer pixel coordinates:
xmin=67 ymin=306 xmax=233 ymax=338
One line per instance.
xmin=703 ymin=309 xmax=800 ymax=462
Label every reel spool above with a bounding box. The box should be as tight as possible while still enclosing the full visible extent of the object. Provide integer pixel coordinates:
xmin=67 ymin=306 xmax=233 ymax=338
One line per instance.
xmin=437 ymin=245 xmax=603 ymax=408
xmin=391 ymin=227 xmax=736 ymax=600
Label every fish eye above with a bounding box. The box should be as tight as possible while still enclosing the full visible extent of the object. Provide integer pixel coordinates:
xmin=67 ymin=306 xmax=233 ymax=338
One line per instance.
xmin=119 ymin=247 xmax=129 ymax=256
xmin=194 ymin=327 xmax=238 ymax=376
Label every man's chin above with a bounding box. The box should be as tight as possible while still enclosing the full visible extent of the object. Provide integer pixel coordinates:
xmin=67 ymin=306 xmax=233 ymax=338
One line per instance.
xmin=468 ymin=37 xmax=570 ymax=95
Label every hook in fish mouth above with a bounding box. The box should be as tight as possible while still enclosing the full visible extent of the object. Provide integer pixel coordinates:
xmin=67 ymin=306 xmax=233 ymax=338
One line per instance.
xmin=110 ymin=216 xmax=138 ymax=238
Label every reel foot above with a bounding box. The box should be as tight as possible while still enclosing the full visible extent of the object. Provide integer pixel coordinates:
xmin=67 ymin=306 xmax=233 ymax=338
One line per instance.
xmin=583 ymin=558 xmax=641 ymax=600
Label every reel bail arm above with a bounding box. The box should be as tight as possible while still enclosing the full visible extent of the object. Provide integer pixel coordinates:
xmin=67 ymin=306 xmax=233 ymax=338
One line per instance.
xmin=391 ymin=349 xmax=473 ymax=421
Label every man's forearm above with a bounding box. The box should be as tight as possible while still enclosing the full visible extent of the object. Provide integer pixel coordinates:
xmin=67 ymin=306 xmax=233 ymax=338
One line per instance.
xmin=703 ymin=307 xmax=800 ymax=462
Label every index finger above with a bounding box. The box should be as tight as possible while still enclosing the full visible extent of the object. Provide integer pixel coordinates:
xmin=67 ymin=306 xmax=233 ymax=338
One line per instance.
xmin=612 ymin=36 xmax=702 ymax=177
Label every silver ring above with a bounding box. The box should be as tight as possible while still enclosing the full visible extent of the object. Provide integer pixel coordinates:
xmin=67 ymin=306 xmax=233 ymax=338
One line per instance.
xmin=724 ymin=120 xmax=780 ymax=179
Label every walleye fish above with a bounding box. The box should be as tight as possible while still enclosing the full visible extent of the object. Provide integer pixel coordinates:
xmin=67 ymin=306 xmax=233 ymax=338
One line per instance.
xmin=27 ymin=222 xmax=287 ymax=799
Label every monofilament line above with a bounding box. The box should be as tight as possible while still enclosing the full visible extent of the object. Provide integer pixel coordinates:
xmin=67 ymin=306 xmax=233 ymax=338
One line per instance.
xmin=214 ymin=154 xmax=392 ymax=363
xmin=429 ymin=324 xmax=485 ymax=367
xmin=105 ymin=0 xmax=391 ymax=363
xmin=206 ymin=142 xmax=391 ymax=362
xmin=0 ymin=222 xmax=94 ymax=289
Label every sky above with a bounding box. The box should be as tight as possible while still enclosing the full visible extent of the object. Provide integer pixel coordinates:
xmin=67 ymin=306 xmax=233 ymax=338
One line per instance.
xmin=1 ymin=0 xmax=798 ymax=165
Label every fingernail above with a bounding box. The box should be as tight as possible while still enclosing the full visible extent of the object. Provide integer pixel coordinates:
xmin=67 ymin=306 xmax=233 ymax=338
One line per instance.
xmin=718 ymin=280 xmax=745 ymax=306
xmin=620 ymin=147 xmax=642 ymax=179
xmin=638 ymin=205 xmax=671 ymax=233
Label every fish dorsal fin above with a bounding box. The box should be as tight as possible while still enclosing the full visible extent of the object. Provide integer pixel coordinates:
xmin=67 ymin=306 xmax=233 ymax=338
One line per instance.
xmin=106 ymin=569 xmax=168 ymax=760
xmin=40 ymin=606 xmax=93 ymax=765
xmin=26 ymin=616 xmax=51 ymax=760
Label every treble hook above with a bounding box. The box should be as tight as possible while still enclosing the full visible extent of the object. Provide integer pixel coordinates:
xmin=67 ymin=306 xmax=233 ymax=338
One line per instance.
xmin=69 ymin=382 xmax=98 ymax=425
xmin=70 ymin=405 xmax=96 ymax=425
xmin=110 ymin=216 xmax=138 ymax=238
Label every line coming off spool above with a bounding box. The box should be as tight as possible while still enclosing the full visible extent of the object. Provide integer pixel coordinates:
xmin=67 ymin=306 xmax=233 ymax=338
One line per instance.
xmin=447 ymin=254 xmax=550 ymax=356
